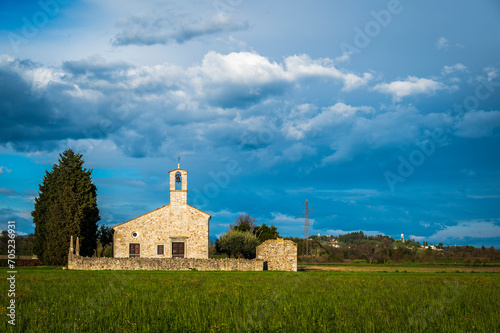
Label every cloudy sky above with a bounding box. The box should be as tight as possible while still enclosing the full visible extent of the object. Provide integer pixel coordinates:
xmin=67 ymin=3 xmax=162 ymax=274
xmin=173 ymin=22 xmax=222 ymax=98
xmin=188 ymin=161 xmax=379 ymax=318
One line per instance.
xmin=1 ymin=0 xmax=500 ymax=247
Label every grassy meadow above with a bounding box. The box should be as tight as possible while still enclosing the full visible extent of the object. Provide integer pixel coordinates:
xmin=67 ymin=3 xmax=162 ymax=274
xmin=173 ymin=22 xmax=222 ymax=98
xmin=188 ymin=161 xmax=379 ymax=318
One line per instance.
xmin=1 ymin=267 xmax=499 ymax=332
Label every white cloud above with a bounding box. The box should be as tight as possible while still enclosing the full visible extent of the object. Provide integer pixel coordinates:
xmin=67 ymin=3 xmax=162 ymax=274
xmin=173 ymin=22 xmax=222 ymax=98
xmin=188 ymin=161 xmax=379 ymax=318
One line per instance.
xmin=194 ymin=51 xmax=286 ymax=86
xmin=484 ymin=66 xmax=498 ymax=82
xmin=373 ymin=76 xmax=454 ymax=102
xmin=16 ymin=210 xmax=32 ymax=220
xmin=270 ymin=212 xmax=305 ymax=223
xmin=428 ymin=220 xmax=500 ymax=240
xmin=281 ymin=143 xmax=316 ymax=162
xmin=284 ymin=102 xmax=374 ymax=140
xmin=31 ymin=67 xmax=63 ymax=89
xmin=0 ymin=56 xmax=63 ymax=91
xmin=284 ymin=54 xmax=373 ymax=91
xmin=442 ymin=63 xmax=467 ymax=75
xmin=436 ymin=37 xmax=450 ymax=50
xmin=0 ymin=166 xmax=12 ymax=174
xmin=189 ymin=52 xmax=372 ymax=107
xmin=455 ymin=110 xmax=500 ymax=138
xmin=65 ymin=85 xmax=104 ymax=101
xmin=435 ymin=37 xmax=464 ymax=50
xmin=207 ymin=210 xmax=247 ymax=218
xmin=126 ymin=179 xmax=148 ymax=188
xmin=467 ymin=195 xmax=500 ymax=199
xmin=190 ymin=52 xmax=373 ymax=96
xmin=334 ymin=51 xmax=352 ymax=64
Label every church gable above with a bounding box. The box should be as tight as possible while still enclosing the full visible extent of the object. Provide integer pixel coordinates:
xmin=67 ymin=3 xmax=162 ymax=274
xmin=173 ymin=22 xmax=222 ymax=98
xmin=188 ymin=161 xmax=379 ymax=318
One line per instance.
xmin=186 ymin=204 xmax=211 ymax=218
xmin=112 ymin=204 xmax=171 ymax=231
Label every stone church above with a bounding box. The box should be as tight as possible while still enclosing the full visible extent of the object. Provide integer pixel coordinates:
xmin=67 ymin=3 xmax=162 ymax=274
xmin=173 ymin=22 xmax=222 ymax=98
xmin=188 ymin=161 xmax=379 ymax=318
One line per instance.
xmin=112 ymin=164 xmax=210 ymax=259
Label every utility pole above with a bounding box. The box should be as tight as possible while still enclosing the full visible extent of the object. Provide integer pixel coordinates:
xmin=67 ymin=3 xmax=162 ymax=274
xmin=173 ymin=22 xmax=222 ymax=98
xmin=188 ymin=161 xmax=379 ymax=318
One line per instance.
xmin=301 ymin=199 xmax=313 ymax=256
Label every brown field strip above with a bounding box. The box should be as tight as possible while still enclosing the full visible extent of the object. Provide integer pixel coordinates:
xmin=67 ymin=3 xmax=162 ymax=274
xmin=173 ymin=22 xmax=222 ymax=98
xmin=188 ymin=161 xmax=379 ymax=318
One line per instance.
xmin=299 ymin=264 xmax=500 ymax=273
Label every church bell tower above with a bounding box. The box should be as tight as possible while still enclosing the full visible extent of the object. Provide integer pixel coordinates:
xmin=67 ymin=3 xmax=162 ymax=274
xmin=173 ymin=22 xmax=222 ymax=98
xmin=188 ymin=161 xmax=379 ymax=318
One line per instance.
xmin=169 ymin=160 xmax=188 ymax=206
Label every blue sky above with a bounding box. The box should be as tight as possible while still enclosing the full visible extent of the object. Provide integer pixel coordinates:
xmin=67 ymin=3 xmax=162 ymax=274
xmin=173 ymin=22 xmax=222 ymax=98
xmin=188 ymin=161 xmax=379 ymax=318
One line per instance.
xmin=1 ymin=0 xmax=500 ymax=247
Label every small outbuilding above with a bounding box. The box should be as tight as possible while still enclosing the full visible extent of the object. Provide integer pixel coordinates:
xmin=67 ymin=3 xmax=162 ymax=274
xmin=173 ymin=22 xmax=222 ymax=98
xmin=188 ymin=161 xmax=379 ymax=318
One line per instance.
xmin=257 ymin=238 xmax=297 ymax=271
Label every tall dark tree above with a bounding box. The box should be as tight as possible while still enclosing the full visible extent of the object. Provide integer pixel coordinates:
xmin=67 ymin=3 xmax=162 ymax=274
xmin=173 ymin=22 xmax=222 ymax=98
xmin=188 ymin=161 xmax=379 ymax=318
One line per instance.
xmin=32 ymin=149 xmax=100 ymax=265
xmin=254 ymin=223 xmax=279 ymax=243
xmin=32 ymin=168 xmax=55 ymax=262
xmin=97 ymin=224 xmax=113 ymax=247
xmin=228 ymin=215 xmax=280 ymax=244
xmin=229 ymin=214 xmax=257 ymax=232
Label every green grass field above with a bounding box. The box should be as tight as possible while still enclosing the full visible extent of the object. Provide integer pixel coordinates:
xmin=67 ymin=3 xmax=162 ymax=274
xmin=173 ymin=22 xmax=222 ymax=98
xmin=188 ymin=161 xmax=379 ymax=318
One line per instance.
xmin=1 ymin=267 xmax=499 ymax=332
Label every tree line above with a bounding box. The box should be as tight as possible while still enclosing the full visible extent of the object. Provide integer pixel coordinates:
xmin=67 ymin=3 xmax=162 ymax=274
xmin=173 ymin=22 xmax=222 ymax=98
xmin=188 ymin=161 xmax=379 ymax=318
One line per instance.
xmin=288 ymin=232 xmax=499 ymax=265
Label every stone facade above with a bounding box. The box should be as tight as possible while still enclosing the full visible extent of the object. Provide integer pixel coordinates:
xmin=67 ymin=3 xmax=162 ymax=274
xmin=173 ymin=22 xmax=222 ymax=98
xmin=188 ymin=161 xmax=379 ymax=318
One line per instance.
xmin=256 ymin=238 xmax=297 ymax=271
xmin=112 ymin=165 xmax=210 ymax=259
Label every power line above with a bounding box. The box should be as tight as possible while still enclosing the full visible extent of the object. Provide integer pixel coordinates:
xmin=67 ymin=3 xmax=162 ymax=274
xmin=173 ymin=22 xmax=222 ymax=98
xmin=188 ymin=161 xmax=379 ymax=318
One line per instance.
xmin=301 ymin=199 xmax=313 ymax=256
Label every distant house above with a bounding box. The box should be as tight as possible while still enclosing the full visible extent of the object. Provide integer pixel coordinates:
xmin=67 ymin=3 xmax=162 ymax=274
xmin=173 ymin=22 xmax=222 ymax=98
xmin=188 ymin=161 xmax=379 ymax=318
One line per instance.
xmin=329 ymin=238 xmax=340 ymax=248
xmin=112 ymin=164 xmax=210 ymax=259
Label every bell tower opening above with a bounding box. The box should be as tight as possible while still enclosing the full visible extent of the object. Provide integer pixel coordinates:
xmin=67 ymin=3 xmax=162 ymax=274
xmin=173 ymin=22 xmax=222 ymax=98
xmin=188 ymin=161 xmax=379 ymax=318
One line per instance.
xmin=175 ymin=172 xmax=182 ymax=190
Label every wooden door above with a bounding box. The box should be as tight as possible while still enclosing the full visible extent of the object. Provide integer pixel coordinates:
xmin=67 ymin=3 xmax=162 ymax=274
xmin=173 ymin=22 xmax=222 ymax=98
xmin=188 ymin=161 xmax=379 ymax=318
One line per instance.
xmin=129 ymin=243 xmax=140 ymax=258
xmin=172 ymin=242 xmax=184 ymax=258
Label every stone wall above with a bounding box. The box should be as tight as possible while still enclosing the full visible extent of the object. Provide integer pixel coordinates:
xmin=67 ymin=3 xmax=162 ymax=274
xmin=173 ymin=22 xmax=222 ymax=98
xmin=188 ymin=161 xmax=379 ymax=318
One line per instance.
xmin=68 ymin=238 xmax=297 ymax=272
xmin=68 ymin=255 xmax=263 ymax=271
xmin=256 ymin=238 xmax=297 ymax=271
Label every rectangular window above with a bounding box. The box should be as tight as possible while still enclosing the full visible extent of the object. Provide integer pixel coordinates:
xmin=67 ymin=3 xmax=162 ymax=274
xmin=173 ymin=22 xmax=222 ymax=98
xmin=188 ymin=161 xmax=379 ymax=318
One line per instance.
xmin=157 ymin=245 xmax=164 ymax=255
xmin=172 ymin=242 xmax=184 ymax=258
xmin=129 ymin=243 xmax=140 ymax=258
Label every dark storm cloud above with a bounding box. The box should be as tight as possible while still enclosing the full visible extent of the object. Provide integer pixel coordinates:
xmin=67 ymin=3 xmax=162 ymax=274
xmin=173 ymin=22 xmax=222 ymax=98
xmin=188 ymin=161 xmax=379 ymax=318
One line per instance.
xmin=62 ymin=56 xmax=131 ymax=80
xmin=1 ymin=51 xmax=498 ymax=169
xmin=0 ymin=57 xmax=118 ymax=152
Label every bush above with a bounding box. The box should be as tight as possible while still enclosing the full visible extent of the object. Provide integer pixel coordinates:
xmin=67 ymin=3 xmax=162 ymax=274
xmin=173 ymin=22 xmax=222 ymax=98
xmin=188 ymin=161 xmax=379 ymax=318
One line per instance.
xmin=218 ymin=230 xmax=260 ymax=259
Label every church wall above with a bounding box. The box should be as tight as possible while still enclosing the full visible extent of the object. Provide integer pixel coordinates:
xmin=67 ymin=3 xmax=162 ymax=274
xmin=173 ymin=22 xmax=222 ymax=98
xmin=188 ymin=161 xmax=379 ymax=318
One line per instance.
xmin=113 ymin=204 xmax=209 ymax=259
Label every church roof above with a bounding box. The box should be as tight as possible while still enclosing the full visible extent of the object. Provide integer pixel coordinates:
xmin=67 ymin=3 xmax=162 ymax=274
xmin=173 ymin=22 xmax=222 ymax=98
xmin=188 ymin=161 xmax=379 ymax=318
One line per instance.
xmin=168 ymin=168 xmax=188 ymax=173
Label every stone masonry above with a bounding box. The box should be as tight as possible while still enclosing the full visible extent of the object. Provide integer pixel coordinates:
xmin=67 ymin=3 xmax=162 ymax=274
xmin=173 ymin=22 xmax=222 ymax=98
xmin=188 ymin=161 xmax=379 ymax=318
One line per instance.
xmin=68 ymin=237 xmax=298 ymax=272
xmin=256 ymin=238 xmax=297 ymax=271
xmin=68 ymin=256 xmax=264 ymax=271
xmin=112 ymin=165 xmax=210 ymax=259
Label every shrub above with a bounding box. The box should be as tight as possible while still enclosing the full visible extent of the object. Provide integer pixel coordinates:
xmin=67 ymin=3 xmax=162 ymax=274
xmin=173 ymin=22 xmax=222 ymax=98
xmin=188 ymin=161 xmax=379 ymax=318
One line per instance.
xmin=218 ymin=230 xmax=260 ymax=259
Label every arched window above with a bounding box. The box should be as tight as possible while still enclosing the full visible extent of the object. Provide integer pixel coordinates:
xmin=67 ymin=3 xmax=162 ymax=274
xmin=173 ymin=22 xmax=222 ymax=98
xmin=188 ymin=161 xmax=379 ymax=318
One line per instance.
xmin=175 ymin=172 xmax=182 ymax=190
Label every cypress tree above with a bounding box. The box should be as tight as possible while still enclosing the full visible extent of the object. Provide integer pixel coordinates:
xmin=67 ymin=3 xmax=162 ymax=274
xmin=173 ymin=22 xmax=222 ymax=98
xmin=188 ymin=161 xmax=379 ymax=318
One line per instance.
xmin=32 ymin=168 xmax=54 ymax=262
xmin=32 ymin=149 xmax=100 ymax=265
